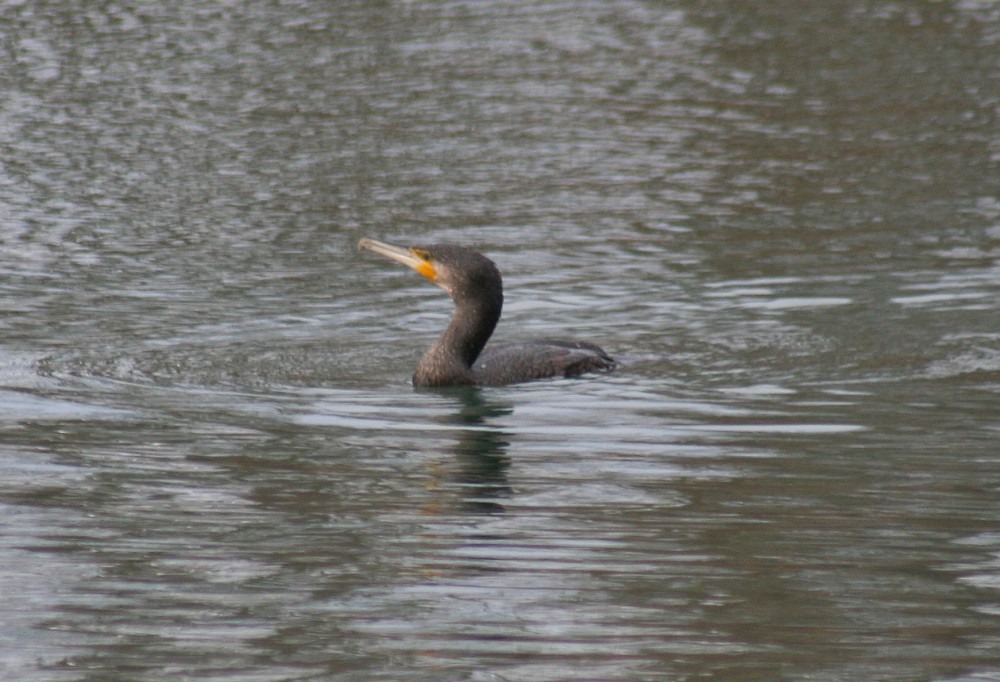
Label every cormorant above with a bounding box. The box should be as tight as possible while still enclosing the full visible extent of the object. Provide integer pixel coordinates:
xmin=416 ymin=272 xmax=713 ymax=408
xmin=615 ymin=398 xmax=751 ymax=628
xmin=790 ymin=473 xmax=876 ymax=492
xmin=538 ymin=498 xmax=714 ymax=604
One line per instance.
xmin=358 ymin=238 xmax=616 ymax=387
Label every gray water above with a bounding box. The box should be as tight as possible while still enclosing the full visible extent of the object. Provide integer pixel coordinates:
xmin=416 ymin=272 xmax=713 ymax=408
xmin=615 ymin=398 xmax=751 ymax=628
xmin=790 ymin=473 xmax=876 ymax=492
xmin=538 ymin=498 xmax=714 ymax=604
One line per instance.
xmin=2 ymin=1 xmax=999 ymax=680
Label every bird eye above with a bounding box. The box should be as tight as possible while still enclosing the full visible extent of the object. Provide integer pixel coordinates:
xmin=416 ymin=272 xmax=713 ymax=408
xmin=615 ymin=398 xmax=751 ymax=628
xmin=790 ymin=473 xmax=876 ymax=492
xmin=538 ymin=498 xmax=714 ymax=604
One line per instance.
xmin=414 ymin=249 xmax=431 ymax=261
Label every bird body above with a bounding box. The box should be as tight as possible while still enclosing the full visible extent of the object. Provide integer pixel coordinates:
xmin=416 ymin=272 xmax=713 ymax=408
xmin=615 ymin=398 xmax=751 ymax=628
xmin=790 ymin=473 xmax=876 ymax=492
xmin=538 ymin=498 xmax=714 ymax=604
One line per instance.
xmin=358 ymin=238 xmax=615 ymax=387
xmin=474 ymin=340 xmax=615 ymax=386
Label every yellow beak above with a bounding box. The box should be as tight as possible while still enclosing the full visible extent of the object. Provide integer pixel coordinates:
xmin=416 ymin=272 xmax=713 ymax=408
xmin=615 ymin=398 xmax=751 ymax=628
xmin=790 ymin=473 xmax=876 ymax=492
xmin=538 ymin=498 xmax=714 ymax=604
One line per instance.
xmin=358 ymin=238 xmax=437 ymax=281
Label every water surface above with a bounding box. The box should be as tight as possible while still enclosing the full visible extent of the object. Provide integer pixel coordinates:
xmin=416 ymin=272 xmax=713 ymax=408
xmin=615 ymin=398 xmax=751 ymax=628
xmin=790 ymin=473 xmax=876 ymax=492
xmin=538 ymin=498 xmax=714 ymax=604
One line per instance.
xmin=2 ymin=1 xmax=999 ymax=680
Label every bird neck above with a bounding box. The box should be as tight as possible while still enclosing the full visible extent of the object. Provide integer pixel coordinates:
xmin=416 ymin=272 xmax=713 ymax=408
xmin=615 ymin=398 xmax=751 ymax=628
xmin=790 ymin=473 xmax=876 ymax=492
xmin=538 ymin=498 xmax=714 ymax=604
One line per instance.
xmin=413 ymin=290 xmax=502 ymax=386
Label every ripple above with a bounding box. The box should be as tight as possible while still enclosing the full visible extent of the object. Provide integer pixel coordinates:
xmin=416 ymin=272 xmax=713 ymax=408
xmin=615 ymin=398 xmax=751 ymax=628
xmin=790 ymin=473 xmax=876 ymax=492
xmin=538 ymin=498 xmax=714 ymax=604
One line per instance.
xmin=0 ymin=388 xmax=135 ymax=422
xmin=738 ymin=296 xmax=854 ymax=311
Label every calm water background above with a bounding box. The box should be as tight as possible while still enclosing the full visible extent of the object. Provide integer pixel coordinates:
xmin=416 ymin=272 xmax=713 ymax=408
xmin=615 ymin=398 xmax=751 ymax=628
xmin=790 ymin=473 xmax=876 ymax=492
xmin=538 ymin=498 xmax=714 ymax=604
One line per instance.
xmin=2 ymin=1 xmax=999 ymax=680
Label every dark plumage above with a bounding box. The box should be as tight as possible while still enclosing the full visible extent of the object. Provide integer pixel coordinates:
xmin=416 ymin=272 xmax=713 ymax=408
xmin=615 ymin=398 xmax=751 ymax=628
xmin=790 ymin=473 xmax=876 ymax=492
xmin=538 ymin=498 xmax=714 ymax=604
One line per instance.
xmin=358 ymin=238 xmax=616 ymax=387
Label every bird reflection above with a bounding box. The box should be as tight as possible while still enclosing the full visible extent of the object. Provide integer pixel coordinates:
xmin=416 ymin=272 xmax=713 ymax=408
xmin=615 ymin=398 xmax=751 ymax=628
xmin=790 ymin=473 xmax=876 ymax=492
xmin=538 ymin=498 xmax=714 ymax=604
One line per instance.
xmin=436 ymin=387 xmax=512 ymax=515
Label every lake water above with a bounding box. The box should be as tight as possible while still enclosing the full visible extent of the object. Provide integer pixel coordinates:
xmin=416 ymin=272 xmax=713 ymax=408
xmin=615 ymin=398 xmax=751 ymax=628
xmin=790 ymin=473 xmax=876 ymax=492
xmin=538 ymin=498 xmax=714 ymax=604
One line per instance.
xmin=2 ymin=1 xmax=999 ymax=680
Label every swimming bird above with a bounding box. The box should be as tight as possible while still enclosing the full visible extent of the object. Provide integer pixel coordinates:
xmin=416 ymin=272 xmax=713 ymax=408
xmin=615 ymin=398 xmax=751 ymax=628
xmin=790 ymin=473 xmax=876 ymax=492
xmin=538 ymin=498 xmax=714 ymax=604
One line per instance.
xmin=358 ymin=238 xmax=616 ymax=387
